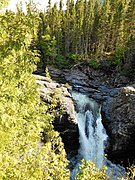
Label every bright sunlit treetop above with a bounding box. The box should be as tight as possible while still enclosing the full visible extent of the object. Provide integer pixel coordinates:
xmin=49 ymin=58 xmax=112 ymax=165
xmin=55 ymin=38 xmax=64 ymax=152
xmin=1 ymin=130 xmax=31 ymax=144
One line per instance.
xmin=6 ymin=0 xmax=70 ymax=12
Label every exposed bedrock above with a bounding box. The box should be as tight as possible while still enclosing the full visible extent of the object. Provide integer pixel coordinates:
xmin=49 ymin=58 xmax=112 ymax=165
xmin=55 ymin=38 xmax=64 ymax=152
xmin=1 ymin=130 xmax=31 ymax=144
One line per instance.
xmin=35 ymin=66 xmax=135 ymax=165
xmin=34 ymin=74 xmax=79 ymax=154
xmin=102 ymin=86 xmax=135 ymax=166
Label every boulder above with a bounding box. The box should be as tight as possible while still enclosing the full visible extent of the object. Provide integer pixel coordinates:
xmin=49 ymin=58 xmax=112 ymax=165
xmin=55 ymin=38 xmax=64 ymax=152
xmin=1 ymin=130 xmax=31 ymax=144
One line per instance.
xmin=102 ymin=85 xmax=135 ymax=165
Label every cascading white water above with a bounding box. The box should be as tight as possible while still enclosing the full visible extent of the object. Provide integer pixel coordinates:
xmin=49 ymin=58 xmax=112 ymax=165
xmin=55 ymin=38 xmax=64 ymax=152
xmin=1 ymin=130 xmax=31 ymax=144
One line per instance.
xmin=71 ymin=91 xmax=125 ymax=180
xmin=72 ymin=91 xmax=108 ymax=168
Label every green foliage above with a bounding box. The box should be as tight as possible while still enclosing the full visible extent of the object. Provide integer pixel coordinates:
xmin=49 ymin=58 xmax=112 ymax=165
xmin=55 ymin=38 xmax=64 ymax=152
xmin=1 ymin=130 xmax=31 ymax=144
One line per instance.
xmin=0 ymin=1 xmax=134 ymax=179
xmin=36 ymin=0 xmax=135 ymax=72
xmin=45 ymin=66 xmax=51 ymax=80
xmin=76 ymin=160 xmax=109 ymax=180
xmin=66 ymin=54 xmax=79 ymax=63
xmin=54 ymin=54 xmax=68 ymax=68
xmin=65 ymin=82 xmax=70 ymax=88
xmin=121 ymin=39 xmax=135 ymax=76
xmin=0 ymin=3 xmax=70 ymax=179
xmin=87 ymin=59 xmax=101 ymax=69
xmin=113 ymin=47 xmax=125 ymax=66
xmin=0 ymin=0 xmax=9 ymax=9
xmin=126 ymin=165 xmax=135 ymax=180
xmin=119 ymin=165 xmax=135 ymax=180
xmin=56 ymin=54 xmax=81 ymax=68
xmin=37 ymin=33 xmax=57 ymax=63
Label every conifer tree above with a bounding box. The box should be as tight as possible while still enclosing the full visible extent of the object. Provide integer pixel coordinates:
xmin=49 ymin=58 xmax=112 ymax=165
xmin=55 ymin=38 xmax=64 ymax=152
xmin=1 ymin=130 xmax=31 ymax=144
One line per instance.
xmin=63 ymin=0 xmax=71 ymax=55
xmin=36 ymin=0 xmax=134 ymax=69
xmin=75 ymin=0 xmax=84 ymax=54
xmin=57 ymin=0 xmax=64 ymax=54
xmin=0 ymin=2 xmax=69 ymax=179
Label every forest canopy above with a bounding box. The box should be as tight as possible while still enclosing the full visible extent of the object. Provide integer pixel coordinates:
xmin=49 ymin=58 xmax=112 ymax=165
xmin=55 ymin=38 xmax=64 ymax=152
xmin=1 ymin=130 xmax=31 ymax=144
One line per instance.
xmin=36 ymin=0 xmax=135 ymax=74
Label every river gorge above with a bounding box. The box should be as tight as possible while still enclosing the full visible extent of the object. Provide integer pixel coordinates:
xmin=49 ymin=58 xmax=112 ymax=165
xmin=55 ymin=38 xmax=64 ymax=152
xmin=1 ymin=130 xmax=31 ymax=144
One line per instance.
xmin=34 ymin=65 xmax=135 ymax=179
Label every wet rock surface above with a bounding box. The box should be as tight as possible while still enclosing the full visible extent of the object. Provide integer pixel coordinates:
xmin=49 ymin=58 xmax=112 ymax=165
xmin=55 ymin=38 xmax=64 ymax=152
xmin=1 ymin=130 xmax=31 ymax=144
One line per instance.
xmin=35 ymin=66 xmax=135 ymax=166
xmin=47 ymin=66 xmax=121 ymax=103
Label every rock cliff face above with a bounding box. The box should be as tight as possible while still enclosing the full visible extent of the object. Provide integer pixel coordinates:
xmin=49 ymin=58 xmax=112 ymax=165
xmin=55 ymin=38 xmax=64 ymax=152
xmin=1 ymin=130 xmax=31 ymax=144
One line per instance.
xmin=34 ymin=74 xmax=79 ymax=154
xmin=102 ymin=86 xmax=135 ymax=165
xmin=34 ymin=66 xmax=135 ymax=166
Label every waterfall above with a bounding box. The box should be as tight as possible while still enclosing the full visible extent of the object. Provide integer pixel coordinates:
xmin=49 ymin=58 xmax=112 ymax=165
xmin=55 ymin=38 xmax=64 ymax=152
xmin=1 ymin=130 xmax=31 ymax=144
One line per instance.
xmin=71 ymin=91 xmax=125 ymax=180
xmin=72 ymin=91 xmax=107 ymax=168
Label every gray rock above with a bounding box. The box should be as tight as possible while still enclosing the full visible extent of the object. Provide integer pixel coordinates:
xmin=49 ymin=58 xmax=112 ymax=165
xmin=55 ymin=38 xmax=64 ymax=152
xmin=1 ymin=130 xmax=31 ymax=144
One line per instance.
xmin=109 ymin=88 xmax=119 ymax=97
xmin=91 ymin=94 xmax=109 ymax=102
xmin=102 ymin=86 xmax=135 ymax=165
xmin=34 ymin=74 xmax=79 ymax=153
xmin=98 ymin=85 xmax=111 ymax=94
xmin=35 ymin=66 xmax=135 ymax=165
xmin=73 ymin=86 xmax=100 ymax=95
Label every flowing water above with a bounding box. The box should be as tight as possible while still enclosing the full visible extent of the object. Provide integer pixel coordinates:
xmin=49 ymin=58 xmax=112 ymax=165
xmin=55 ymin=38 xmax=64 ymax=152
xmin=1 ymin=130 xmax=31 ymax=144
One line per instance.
xmin=70 ymin=91 xmax=125 ymax=180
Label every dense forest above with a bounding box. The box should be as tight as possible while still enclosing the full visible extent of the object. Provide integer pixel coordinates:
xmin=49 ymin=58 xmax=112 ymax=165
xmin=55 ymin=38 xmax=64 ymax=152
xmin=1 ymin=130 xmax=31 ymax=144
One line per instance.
xmin=37 ymin=0 xmax=135 ymax=75
xmin=0 ymin=0 xmax=135 ymax=179
xmin=0 ymin=1 xmax=70 ymax=179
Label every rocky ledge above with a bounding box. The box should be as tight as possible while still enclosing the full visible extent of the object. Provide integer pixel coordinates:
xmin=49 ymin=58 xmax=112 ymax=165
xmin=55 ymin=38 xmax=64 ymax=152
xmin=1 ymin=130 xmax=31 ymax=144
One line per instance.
xmin=34 ymin=74 xmax=79 ymax=153
xmin=102 ymin=85 xmax=135 ymax=166
xmin=34 ymin=66 xmax=135 ymax=166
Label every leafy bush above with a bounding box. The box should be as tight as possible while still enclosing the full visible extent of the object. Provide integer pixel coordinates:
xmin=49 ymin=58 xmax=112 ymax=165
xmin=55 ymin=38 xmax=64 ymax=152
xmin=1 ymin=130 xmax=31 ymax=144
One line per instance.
xmin=113 ymin=48 xmax=125 ymax=66
xmin=87 ymin=59 xmax=101 ymax=69
xmin=126 ymin=165 xmax=135 ymax=180
xmin=76 ymin=160 xmax=109 ymax=180
xmin=54 ymin=54 xmax=68 ymax=68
